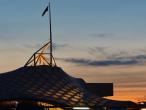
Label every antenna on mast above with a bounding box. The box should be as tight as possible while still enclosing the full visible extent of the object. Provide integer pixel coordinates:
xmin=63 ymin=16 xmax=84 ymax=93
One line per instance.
xmin=49 ymin=2 xmax=53 ymax=67
xmin=24 ymin=2 xmax=56 ymax=67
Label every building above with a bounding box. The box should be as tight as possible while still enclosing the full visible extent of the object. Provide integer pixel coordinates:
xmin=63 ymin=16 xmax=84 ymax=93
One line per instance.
xmin=0 ymin=2 xmax=139 ymax=110
xmin=0 ymin=66 xmax=138 ymax=110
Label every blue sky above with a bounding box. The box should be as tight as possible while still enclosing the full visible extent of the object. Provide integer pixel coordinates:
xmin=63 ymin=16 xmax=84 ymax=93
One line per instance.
xmin=0 ymin=0 xmax=146 ymax=46
xmin=0 ymin=0 xmax=146 ymax=101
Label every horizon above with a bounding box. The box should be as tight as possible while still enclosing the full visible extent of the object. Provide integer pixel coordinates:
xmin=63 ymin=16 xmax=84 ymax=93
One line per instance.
xmin=0 ymin=0 xmax=146 ymax=102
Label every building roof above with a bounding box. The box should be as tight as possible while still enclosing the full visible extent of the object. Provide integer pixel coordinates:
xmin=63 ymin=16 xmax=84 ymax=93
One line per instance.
xmin=86 ymin=83 xmax=113 ymax=97
xmin=0 ymin=66 xmax=137 ymax=108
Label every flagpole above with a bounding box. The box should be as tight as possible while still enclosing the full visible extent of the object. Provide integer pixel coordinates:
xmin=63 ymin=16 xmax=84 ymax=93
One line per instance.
xmin=49 ymin=2 xmax=53 ymax=67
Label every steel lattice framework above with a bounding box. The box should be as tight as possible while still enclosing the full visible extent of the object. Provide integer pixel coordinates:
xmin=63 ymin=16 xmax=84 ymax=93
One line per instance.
xmin=0 ymin=66 xmax=137 ymax=108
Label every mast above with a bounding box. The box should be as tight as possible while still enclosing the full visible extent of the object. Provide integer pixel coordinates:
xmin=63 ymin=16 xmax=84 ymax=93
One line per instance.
xmin=49 ymin=2 xmax=53 ymax=67
xmin=24 ymin=2 xmax=57 ymax=67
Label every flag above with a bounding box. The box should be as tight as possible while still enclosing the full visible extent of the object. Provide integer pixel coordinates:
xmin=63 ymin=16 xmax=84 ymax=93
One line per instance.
xmin=42 ymin=6 xmax=48 ymax=16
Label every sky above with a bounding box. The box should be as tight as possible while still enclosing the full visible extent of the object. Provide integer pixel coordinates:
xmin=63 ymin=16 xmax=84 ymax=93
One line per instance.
xmin=0 ymin=0 xmax=146 ymax=102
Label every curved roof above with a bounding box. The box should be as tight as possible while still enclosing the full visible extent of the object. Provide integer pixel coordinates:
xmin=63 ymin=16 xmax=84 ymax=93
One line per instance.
xmin=0 ymin=66 xmax=137 ymax=107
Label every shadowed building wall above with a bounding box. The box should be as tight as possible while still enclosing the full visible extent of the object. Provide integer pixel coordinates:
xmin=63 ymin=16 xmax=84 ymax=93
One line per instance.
xmin=86 ymin=83 xmax=113 ymax=97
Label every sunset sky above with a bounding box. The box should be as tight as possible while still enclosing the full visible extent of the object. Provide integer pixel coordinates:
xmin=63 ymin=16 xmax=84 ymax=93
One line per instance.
xmin=0 ymin=0 xmax=146 ymax=102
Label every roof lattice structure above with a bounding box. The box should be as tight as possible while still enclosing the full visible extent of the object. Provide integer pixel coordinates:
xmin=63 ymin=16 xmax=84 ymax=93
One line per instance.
xmin=0 ymin=66 xmax=137 ymax=108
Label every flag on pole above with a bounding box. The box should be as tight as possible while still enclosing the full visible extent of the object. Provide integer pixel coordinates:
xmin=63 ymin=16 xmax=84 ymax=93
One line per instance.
xmin=42 ymin=6 xmax=48 ymax=16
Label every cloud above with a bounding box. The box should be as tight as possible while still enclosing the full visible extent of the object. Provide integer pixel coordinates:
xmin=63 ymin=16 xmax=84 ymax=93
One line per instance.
xmin=60 ymin=58 xmax=139 ymax=66
xmin=59 ymin=53 xmax=146 ymax=67
xmin=119 ymin=55 xmax=146 ymax=60
xmin=88 ymin=46 xmax=107 ymax=55
xmin=88 ymin=46 xmax=108 ymax=59
xmin=23 ymin=43 xmax=69 ymax=51
xmin=91 ymin=33 xmax=115 ymax=38
xmin=53 ymin=43 xmax=69 ymax=50
xmin=56 ymin=46 xmax=146 ymax=67
xmin=117 ymin=82 xmax=146 ymax=88
xmin=23 ymin=43 xmax=41 ymax=49
xmin=88 ymin=46 xmax=146 ymax=60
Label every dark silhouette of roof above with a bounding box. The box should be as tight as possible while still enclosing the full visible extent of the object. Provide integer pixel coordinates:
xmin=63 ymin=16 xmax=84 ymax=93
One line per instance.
xmin=86 ymin=83 xmax=113 ymax=97
xmin=0 ymin=66 xmax=137 ymax=108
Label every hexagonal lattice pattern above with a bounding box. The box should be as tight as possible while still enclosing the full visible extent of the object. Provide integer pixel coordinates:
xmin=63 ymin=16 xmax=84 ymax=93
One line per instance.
xmin=0 ymin=66 xmax=137 ymax=108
